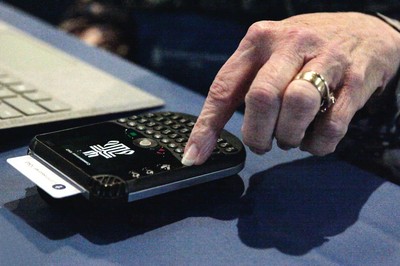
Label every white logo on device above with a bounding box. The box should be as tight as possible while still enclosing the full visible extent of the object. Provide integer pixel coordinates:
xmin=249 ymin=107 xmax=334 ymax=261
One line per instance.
xmin=83 ymin=140 xmax=135 ymax=159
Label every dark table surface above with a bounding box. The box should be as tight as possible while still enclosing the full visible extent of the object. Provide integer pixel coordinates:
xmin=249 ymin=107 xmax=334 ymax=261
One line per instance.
xmin=1 ymin=3 xmax=400 ymax=265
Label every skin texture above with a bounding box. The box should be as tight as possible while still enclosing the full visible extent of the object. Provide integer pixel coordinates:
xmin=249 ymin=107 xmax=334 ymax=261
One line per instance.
xmin=181 ymin=12 xmax=400 ymax=166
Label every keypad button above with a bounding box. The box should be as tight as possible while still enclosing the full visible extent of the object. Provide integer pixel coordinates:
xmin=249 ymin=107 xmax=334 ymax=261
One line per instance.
xmin=164 ymin=120 xmax=174 ymax=126
xmin=168 ymin=133 xmax=179 ymax=139
xmin=186 ymin=121 xmax=195 ymax=127
xmin=179 ymin=128 xmax=190 ymax=134
xmin=162 ymin=129 xmax=173 ymax=135
xmin=154 ymin=125 xmax=165 ymax=131
xmin=154 ymin=133 xmax=163 ymax=139
xmin=126 ymin=129 xmax=138 ymax=138
xmin=146 ymin=122 xmax=157 ymax=127
xmin=225 ymin=147 xmax=238 ymax=153
xmin=171 ymin=124 xmax=183 ymax=130
xmin=138 ymin=118 xmax=148 ymax=124
xmin=154 ymin=116 xmax=165 ymax=122
xmin=175 ymin=138 xmax=186 ymax=143
xmin=168 ymin=143 xmax=178 ymax=148
xmin=159 ymin=164 xmax=171 ymax=171
xmin=145 ymin=113 xmax=155 ymax=118
xmin=145 ymin=129 xmax=155 ymax=135
xmin=129 ymin=171 xmax=141 ymax=179
xmin=143 ymin=168 xmax=155 ymax=175
xmin=219 ymin=142 xmax=229 ymax=148
xmin=139 ymin=139 xmax=152 ymax=147
xmin=161 ymin=138 xmax=171 ymax=144
xmin=174 ymin=148 xmax=184 ymax=154
xmin=134 ymin=138 xmax=158 ymax=148
xmin=127 ymin=121 xmax=137 ymax=127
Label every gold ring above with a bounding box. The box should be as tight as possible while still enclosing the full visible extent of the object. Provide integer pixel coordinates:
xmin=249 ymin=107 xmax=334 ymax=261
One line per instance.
xmin=294 ymin=71 xmax=335 ymax=112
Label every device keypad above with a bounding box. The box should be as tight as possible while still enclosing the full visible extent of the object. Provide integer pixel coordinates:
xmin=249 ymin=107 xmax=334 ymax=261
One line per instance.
xmin=116 ymin=112 xmax=239 ymax=160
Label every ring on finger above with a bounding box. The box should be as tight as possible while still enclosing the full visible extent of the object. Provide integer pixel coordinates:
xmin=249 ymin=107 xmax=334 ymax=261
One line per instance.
xmin=294 ymin=71 xmax=336 ymax=112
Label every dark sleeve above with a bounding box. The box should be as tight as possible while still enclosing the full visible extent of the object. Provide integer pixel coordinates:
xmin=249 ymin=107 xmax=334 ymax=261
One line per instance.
xmin=338 ymin=65 xmax=400 ymax=161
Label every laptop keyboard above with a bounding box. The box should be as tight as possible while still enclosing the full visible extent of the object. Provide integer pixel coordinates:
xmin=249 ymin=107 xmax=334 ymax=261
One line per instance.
xmin=0 ymin=70 xmax=71 ymax=119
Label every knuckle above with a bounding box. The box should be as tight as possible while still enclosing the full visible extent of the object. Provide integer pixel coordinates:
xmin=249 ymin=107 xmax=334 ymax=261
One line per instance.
xmin=284 ymin=85 xmax=320 ymax=114
xmin=303 ymin=116 xmax=349 ymax=156
xmin=322 ymin=118 xmax=348 ymax=141
xmin=326 ymin=47 xmax=349 ymax=67
xmin=275 ymin=48 xmax=303 ymax=66
xmin=281 ymin=28 xmax=322 ymax=52
xmin=242 ymin=21 xmax=277 ymax=55
xmin=245 ymin=85 xmax=281 ymax=110
xmin=318 ymin=118 xmax=348 ymax=151
xmin=285 ymin=28 xmax=312 ymax=41
xmin=246 ymin=21 xmax=275 ymax=40
xmin=345 ymin=70 xmax=365 ymax=89
xmin=207 ymin=78 xmax=234 ymax=107
xmin=343 ymin=70 xmax=367 ymax=110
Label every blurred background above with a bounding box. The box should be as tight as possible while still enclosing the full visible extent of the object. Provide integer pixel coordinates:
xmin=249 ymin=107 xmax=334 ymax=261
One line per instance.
xmin=3 ymin=0 xmax=400 ymax=96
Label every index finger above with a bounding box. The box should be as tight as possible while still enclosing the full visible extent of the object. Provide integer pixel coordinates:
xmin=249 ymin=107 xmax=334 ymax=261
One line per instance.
xmin=181 ymin=36 xmax=265 ymax=166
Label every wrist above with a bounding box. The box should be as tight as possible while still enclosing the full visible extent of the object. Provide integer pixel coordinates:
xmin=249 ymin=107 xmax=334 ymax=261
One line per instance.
xmin=371 ymin=13 xmax=400 ymax=50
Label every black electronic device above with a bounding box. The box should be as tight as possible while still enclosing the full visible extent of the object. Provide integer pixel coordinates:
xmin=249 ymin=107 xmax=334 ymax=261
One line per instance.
xmin=17 ymin=112 xmax=246 ymax=203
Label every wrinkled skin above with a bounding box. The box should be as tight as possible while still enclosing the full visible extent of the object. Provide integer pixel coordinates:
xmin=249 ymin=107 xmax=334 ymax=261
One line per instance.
xmin=182 ymin=12 xmax=400 ymax=166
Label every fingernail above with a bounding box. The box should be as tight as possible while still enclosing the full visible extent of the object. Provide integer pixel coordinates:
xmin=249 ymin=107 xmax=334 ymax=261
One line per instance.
xmin=181 ymin=144 xmax=198 ymax=166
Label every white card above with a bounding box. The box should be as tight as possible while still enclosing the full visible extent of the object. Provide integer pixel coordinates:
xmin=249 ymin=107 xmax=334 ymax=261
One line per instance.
xmin=7 ymin=155 xmax=83 ymax=198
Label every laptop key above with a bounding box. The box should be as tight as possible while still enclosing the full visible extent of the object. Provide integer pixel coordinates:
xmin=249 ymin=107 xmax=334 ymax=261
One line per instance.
xmin=23 ymin=91 xmax=51 ymax=101
xmin=38 ymin=99 xmax=71 ymax=112
xmin=0 ymin=103 xmax=23 ymax=119
xmin=0 ymin=87 xmax=17 ymax=98
xmin=3 ymin=97 xmax=47 ymax=115
xmin=8 ymin=83 xmax=36 ymax=93
xmin=0 ymin=76 xmax=22 ymax=85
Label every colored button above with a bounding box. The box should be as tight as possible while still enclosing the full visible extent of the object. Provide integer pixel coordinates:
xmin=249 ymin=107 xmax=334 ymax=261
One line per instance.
xmin=139 ymin=139 xmax=152 ymax=147
xmin=133 ymin=138 xmax=158 ymax=148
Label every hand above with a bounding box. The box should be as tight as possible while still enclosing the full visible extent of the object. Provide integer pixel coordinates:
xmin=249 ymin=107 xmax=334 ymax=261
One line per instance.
xmin=182 ymin=12 xmax=400 ymax=166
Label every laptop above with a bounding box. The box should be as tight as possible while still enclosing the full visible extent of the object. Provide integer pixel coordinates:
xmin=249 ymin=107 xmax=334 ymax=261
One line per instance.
xmin=0 ymin=18 xmax=164 ymax=130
